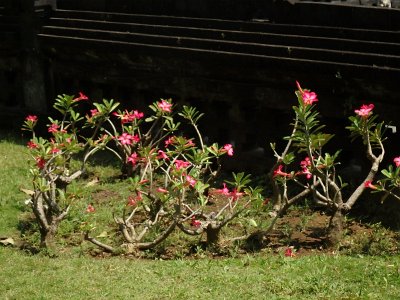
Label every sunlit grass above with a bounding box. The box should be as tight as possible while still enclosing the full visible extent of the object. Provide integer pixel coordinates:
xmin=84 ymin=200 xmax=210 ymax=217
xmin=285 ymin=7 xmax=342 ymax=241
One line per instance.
xmin=0 ymin=134 xmax=30 ymax=236
xmin=0 ymin=247 xmax=399 ymax=299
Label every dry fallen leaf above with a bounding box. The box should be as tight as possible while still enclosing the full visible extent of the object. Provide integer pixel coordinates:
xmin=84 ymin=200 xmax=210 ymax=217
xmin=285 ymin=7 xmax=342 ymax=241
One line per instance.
xmin=20 ymin=188 xmax=34 ymax=196
xmin=85 ymin=177 xmax=100 ymax=187
xmin=0 ymin=237 xmax=15 ymax=246
xmin=96 ymin=231 xmax=108 ymax=238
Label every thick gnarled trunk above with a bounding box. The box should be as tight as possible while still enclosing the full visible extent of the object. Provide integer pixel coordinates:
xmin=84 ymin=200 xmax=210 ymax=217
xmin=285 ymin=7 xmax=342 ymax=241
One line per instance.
xmin=326 ymin=209 xmax=344 ymax=248
xmin=205 ymin=224 xmax=221 ymax=247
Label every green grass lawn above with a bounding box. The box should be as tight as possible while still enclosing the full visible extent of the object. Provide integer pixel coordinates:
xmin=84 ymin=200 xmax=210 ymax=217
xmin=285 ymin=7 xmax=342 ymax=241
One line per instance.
xmin=1 ymin=247 xmax=399 ymax=299
xmin=1 ymin=133 xmax=400 ymax=299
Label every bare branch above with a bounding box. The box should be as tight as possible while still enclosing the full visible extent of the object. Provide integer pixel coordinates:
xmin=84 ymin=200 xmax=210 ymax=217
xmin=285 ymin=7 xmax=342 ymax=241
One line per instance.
xmin=54 ymin=206 xmax=70 ymax=223
xmin=58 ymin=170 xmax=83 ymax=184
xmin=32 ymin=192 xmax=49 ymax=230
xmin=344 ymin=136 xmax=384 ymax=210
xmin=136 ymin=218 xmax=178 ymax=250
xmin=84 ymin=232 xmax=115 ymax=253
xmin=219 ymin=199 xmax=252 ymax=228
xmin=177 ymin=223 xmax=203 ymax=236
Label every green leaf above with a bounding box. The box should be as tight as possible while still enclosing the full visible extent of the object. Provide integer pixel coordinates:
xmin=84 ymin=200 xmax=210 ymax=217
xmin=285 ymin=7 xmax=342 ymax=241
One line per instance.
xmin=381 ymin=169 xmax=392 ymax=179
xmin=282 ymin=152 xmax=295 ymax=165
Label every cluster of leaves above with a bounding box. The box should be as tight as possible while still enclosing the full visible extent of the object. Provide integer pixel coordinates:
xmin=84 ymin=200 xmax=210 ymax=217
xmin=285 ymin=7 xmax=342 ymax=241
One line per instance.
xmin=366 ymin=157 xmax=400 ymax=203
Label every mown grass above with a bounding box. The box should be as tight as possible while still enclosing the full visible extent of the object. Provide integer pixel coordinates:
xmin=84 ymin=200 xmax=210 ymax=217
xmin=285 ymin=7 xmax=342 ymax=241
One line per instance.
xmin=1 ymin=133 xmax=400 ymax=299
xmin=0 ymin=133 xmax=31 ymax=236
xmin=1 ymin=247 xmax=400 ymax=299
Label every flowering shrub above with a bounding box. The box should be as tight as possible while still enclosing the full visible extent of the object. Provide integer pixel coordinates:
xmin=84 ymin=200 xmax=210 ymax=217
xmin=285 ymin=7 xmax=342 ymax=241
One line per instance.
xmin=23 ymin=93 xmax=262 ymax=252
xmin=267 ymin=82 xmax=386 ymax=246
xmin=22 ymin=93 xmax=119 ymax=248
xmin=84 ymin=99 xmax=263 ymax=252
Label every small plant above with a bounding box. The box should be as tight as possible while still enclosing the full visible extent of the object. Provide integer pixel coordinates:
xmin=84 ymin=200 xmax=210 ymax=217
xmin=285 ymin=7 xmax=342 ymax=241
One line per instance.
xmin=22 ymin=93 xmax=119 ymax=249
xmin=265 ymin=82 xmax=386 ymax=246
xmin=84 ymin=99 xmax=263 ymax=253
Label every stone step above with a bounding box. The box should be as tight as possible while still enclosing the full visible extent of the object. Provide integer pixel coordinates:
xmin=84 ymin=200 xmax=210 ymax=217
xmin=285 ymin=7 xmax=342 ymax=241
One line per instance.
xmin=39 ymin=9 xmax=400 ymax=72
xmin=43 ymin=18 xmax=400 ymax=56
xmin=52 ymin=9 xmax=400 ymax=42
xmin=40 ymin=26 xmax=400 ymax=70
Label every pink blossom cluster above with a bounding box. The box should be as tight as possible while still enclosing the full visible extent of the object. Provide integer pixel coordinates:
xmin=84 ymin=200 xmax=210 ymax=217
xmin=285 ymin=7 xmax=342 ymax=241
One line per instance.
xmin=174 ymin=159 xmax=191 ymax=170
xmin=191 ymin=216 xmax=202 ymax=227
xmin=214 ymin=183 xmax=244 ymax=201
xmin=296 ymin=81 xmax=318 ymax=106
xmin=113 ymin=109 xmax=144 ymax=123
xmin=223 ymin=144 xmax=234 ymax=156
xmin=394 ymin=156 xmax=400 ymax=167
xmin=158 ymin=99 xmax=172 ymax=112
xmin=117 ymin=133 xmax=140 ymax=145
xmin=25 ymin=115 xmax=38 ymax=122
xmin=299 ymin=157 xmax=312 ymax=179
xmin=355 ymin=104 xmax=374 ymax=118
xmin=127 ymin=192 xmax=142 ymax=206
xmin=273 ymin=165 xmax=291 ymax=178
xmin=73 ymin=92 xmax=88 ymax=102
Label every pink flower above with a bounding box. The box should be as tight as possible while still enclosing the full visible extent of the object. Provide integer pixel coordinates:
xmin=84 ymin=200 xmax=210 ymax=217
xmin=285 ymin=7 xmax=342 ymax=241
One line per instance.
xmin=157 ymin=187 xmax=168 ymax=194
xmin=50 ymin=147 xmax=61 ymax=154
xmin=185 ymin=139 xmax=195 ymax=148
xmin=73 ymin=92 xmax=88 ymax=102
xmin=90 ymin=109 xmax=99 ymax=117
xmin=27 ymin=141 xmax=38 ymax=149
xmin=36 ymin=157 xmax=46 ymax=169
xmin=164 ymin=136 xmax=175 ymax=147
xmin=48 ymin=123 xmax=59 ymax=133
xmin=355 ymin=104 xmax=374 ymax=118
xmin=223 ymin=144 xmax=234 ymax=156
xmin=191 ymin=216 xmax=202 ymax=228
xmin=300 ymin=157 xmax=312 ymax=168
xmin=127 ymin=192 xmax=142 ymax=206
xmin=185 ymin=174 xmax=197 ymax=187
xmin=284 ymin=247 xmax=296 ymax=257
xmin=302 ymin=91 xmax=318 ymax=105
xmin=273 ymin=165 xmax=291 ymax=178
xmin=301 ymin=167 xmax=312 ymax=180
xmin=215 ymin=183 xmax=230 ymax=196
xmin=157 ymin=150 xmax=168 ymax=160
xmin=174 ymin=159 xmax=191 ymax=170
xmin=132 ymin=134 xmax=140 ymax=143
xmin=133 ymin=110 xmax=144 ymax=119
xmin=296 ymin=81 xmax=318 ymax=105
xmin=298 ymin=158 xmax=312 ymax=179
xmin=127 ymin=152 xmax=139 ymax=165
xmin=364 ymin=180 xmax=378 ymax=190
xmin=26 ymin=115 xmax=38 ymax=122
xmin=230 ymin=188 xmax=244 ymax=201
xmin=394 ymin=156 xmax=400 ymax=167
xmin=86 ymin=204 xmax=95 ymax=213
xmin=139 ymin=179 xmax=149 ymax=185
xmin=114 ymin=110 xmax=144 ymax=123
xmin=118 ymin=133 xmax=134 ymax=145
xmin=158 ymin=99 xmax=172 ymax=112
